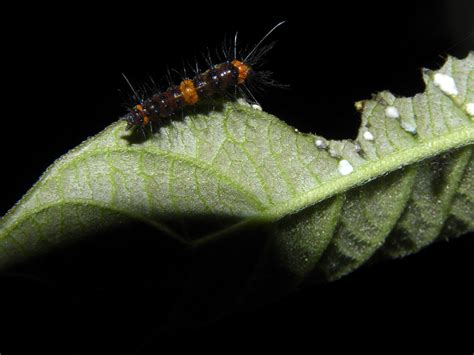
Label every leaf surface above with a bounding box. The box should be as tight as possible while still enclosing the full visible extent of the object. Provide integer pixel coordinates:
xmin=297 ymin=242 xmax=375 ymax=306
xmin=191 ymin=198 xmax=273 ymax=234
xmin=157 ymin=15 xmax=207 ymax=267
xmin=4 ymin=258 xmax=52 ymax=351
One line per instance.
xmin=0 ymin=54 xmax=472 ymax=291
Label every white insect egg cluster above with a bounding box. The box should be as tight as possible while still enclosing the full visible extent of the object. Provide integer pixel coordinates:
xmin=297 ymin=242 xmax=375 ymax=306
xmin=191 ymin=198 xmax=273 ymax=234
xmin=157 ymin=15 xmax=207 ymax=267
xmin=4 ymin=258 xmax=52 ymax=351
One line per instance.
xmin=433 ymin=73 xmax=458 ymax=96
xmin=363 ymin=130 xmax=374 ymax=141
xmin=385 ymin=106 xmax=400 ymax=119
xmin=315 ymin=138 xmax=327 ymax=149
xmin=338 ymin=159 xmax=354 ymax=176
xmin=382 ymin=104 xmax=417 ymax=135
xmin=466 ymin=103 xmax=474 ymax=117
xmin=400 ymin=120 xmax=417 ymax=134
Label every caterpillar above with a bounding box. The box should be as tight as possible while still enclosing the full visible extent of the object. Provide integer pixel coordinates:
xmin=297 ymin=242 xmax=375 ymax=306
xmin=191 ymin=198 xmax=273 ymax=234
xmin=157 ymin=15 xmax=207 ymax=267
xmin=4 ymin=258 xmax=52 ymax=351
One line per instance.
xmin=121 ymin=21 xmax=286 ymax=130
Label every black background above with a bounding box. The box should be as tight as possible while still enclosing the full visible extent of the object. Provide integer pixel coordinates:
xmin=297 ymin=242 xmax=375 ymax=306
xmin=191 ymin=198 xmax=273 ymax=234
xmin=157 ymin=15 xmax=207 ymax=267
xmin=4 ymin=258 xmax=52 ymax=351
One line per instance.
xmin=0 ymin=1 xmax=473 ymax=354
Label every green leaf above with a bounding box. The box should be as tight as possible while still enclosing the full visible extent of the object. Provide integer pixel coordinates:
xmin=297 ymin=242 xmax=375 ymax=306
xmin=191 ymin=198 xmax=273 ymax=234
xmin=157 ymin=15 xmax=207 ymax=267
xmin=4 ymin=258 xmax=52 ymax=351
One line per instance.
xmin=0 ymin=52 xmax=473 ymax=298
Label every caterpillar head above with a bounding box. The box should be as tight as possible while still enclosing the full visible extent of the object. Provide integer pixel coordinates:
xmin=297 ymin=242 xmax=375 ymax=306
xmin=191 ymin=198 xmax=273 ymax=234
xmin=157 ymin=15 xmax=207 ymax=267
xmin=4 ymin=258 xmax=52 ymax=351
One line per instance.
xmin=122 ymin=104 xmax=149 ymax=130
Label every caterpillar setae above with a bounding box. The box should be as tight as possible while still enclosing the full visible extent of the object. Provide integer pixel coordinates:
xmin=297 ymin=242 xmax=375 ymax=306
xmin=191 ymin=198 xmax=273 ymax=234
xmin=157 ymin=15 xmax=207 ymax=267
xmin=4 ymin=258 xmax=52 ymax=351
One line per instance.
xmin=120 ymin=21 xmax=286 ymax=131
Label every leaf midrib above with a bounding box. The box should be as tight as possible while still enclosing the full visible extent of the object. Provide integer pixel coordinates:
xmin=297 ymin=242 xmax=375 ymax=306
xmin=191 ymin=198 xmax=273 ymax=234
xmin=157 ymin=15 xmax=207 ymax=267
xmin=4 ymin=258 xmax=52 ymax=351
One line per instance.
xmin=1 ymin=114 xmax=473 ymax=248
xmin=197 ymin=125 xmax=474 ymax=245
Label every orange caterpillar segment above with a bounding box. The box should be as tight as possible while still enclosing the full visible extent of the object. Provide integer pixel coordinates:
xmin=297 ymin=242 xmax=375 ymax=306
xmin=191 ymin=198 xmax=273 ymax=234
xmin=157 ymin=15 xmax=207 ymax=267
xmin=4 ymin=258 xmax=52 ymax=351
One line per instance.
xmin=179 ymin=79 xmax=199 ymax=105
xmin=135 ymin=104 xmax=150 ymax=125
xmin=231 ymin=60 xmax=250 ymax=84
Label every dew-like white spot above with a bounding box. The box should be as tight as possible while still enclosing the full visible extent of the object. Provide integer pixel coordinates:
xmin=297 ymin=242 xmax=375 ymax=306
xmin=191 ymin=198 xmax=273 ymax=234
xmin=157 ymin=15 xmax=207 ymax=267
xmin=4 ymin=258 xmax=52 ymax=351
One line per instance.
xmin=385 ymin=106 xmax=400 ymax=119
xmin=315 ymin=139 xmax=327 ymax=149
xmin=338 ymin=159 xmax=354 ymax=176
xmin=400 ymin=120 xmax=417 ymax=134
xmin=433 ymin=73 xmax=458 ymax=96
xmin=251 ymin=104 xmax=262 ymax=111
xmin=466 ymin=103 xmax=474 ymax=116
xmin=363 ymin=131 xmax=374 ymax=141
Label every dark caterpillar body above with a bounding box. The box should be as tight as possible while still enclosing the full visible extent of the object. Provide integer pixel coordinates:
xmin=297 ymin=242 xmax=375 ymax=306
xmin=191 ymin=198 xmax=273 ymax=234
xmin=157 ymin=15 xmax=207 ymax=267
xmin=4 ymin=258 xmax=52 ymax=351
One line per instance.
xmin=121 ymin=22 xmax=285 ymax=130
xmin=122 ymin=60 xmax=251 ymax=129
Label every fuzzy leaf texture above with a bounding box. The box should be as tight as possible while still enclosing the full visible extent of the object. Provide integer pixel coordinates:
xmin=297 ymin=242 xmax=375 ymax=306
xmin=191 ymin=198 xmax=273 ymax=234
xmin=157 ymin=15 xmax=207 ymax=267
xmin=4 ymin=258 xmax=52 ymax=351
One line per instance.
xmin=0 ymin=54 xmax=473 ymax=320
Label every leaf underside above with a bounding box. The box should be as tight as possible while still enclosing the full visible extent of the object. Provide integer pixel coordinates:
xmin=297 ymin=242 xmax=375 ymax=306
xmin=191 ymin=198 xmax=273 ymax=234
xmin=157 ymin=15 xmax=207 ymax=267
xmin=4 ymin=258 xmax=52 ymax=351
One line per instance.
xmin=0 ymin=54 xmax=473 ymax=312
